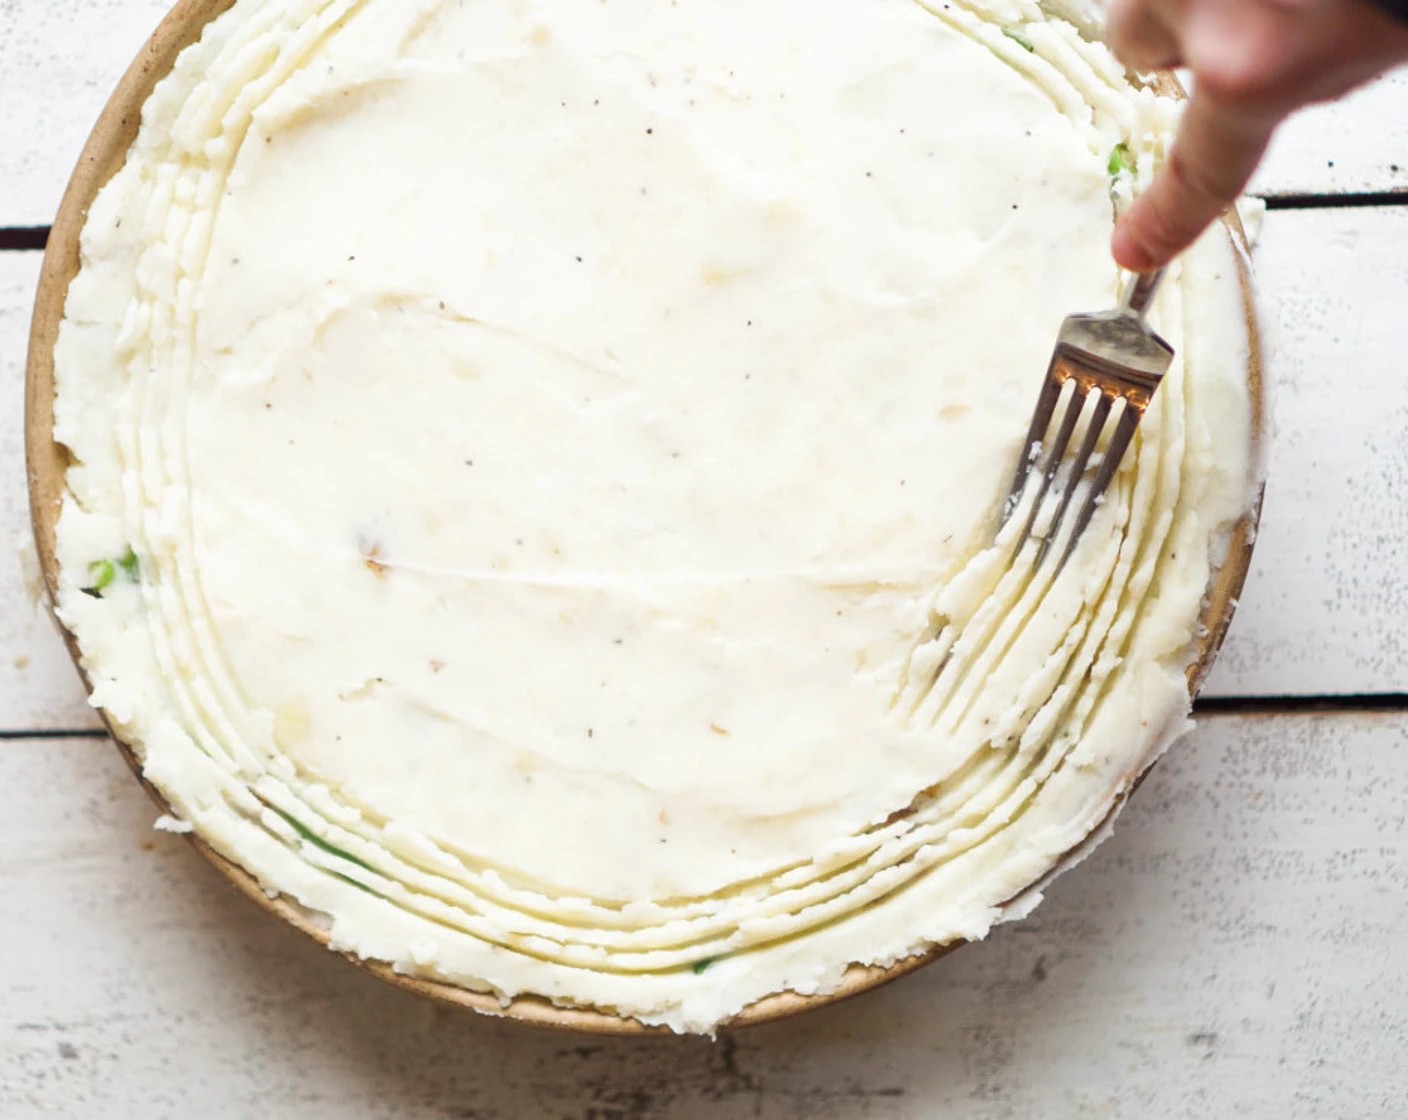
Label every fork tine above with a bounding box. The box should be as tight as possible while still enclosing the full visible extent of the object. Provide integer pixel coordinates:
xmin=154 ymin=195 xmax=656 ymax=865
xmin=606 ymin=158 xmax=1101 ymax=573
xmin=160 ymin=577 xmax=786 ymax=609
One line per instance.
xmin=1033 ymin=389 xmax=1112 ymax=569
xmin=1003 ymin=372 xmax=1068 ymax=523
xmin=1056 ymin=399 xmax=1139 ymax=570
xmin=1012 ymin=379 xmax=1082 ymax=552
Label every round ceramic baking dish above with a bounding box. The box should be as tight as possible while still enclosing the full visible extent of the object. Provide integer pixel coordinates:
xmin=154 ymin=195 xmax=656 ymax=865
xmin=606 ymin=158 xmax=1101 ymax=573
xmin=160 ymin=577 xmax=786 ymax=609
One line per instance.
xmin=26 ymin=0 xmax=1264 ymax=1034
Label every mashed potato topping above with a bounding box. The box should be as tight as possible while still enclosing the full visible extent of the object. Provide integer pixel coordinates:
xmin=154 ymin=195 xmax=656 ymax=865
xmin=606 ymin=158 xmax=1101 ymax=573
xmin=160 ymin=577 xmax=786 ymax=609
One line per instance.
xmin=52 ymin=0 xmax=1256 ymax=1031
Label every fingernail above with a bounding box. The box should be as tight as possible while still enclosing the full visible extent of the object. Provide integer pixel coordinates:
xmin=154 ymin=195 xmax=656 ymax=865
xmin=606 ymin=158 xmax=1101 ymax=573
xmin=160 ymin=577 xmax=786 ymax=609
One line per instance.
xmin=1111 ymin=224 xmax=1155 ymax=272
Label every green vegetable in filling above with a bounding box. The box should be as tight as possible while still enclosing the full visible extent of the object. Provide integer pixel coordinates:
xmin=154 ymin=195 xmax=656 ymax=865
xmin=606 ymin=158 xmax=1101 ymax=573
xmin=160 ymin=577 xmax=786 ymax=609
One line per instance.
xmin=333 ymin=871 xmax=383 ymax=898
xmin=85 ymin=559 xmax=116 ymax=594
xmin=83 ymin=547 xmax=141 ymax=597
xmin=118 ymin=547 xmax=140 ymax=581
xmin=1108 ymin=142 xmax=1137 ymax=179
xmin=269 ymin=805 xmax=374 ymax=872
xmin=1002 ymin=27 xmax=1035 ymax=52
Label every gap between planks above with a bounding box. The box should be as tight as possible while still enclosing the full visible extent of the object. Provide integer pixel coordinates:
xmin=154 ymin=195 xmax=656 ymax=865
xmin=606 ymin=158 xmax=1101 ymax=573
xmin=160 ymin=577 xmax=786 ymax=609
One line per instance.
xmin=5 ymin=694 xmax=1408 ymax=742
xmin=1262 ymin=189 xmax=1408 ymax=209
xmin=0 ymin=227 xmax=49 ymax=251
xmin=6 ymin=187 xmax=1408 ymax=251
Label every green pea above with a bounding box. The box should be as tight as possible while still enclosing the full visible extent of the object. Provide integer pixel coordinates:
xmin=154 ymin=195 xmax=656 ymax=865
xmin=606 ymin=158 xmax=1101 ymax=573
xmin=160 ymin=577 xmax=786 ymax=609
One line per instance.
xmin=86 ymin=559 xmax=116 ymax=594
xmin=1109 ymin=142 xmax=1137 ymax=178
xmin=118 ymin=547 xmax=140 ymax=581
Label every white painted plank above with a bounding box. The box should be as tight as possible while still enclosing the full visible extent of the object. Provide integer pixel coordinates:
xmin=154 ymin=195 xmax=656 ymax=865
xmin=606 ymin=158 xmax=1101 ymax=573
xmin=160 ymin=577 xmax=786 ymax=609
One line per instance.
xmin=1 ymin=0 xmax=173 ymax=228
xmin=1205 ymin=206 xmax=1408 ymax=697
xmin=1253 ymin=70 xmax=1408 ymax=198
xmin=2 ymin=1 xmax=1408 ymax=228
xmin=3 ymin=716 xmax=1406 ymax=1117
xmin=0 ymin=254 xmax=100 ymax=731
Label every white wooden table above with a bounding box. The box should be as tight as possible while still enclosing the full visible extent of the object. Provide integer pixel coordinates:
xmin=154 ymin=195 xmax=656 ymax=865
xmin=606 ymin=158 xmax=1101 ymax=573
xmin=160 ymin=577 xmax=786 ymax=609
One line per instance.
xmin=5 ymin=6 xmax=1408 ymax=1117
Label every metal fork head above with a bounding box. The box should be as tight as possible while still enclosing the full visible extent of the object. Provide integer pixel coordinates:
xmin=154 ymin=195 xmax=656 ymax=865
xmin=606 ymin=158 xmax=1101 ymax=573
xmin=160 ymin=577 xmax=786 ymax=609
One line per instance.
xmin=1001 ymin=279 xmax=1174 ymax=571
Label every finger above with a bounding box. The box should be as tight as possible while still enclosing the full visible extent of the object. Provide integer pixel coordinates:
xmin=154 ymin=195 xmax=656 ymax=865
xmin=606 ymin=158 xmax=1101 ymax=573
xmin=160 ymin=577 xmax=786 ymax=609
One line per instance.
xmin=1105 ymin=0 xmax=1184 ymax=72
xmin=1111 ymin=93 xmax=1277 ymax=271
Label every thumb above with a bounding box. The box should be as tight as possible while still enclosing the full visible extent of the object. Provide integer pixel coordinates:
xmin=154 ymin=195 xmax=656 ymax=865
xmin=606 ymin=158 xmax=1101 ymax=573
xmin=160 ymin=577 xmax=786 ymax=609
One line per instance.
xmin=1112 ymin=93 xmax=1277 ymax=271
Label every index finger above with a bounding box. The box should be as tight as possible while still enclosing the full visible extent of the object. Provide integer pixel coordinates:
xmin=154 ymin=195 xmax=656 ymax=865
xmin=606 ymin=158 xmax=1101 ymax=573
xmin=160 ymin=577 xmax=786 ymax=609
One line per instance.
xmin=1111 ymin=93 xmax=1277 ymax=271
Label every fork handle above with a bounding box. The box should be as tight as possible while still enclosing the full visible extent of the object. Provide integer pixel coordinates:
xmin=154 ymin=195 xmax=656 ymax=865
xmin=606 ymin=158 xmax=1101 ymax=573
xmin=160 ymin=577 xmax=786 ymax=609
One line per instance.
xmin=1120 ymin=269 xmax=1165 ymax=320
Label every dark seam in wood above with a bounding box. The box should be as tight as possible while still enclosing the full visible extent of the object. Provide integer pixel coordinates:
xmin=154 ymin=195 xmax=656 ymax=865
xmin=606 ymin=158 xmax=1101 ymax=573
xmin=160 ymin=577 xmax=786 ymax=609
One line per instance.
xmin=2 ymin=189 xmax=1408 ymax=250
xmin=1195 ymin=693 xmax=1408 ymax=715
xmin=0 ymin=226 xmax=50 ymax=250
xmin=1259 ymin=190 xmax=1408 ymax=210
xmin=3 ymin=695 xmax=1406 ymax=741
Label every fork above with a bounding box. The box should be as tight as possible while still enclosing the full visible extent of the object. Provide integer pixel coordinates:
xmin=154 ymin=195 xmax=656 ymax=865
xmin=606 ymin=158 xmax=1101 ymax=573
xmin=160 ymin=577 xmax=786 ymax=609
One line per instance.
xmin=1000 ymin=270 xmax=1172 ymax=569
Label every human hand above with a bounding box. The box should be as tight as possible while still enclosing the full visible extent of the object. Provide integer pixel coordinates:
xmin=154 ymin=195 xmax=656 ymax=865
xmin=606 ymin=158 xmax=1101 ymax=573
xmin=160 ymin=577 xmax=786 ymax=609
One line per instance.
xmin=1105 ymin=0 xmax=1408 ymax=271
